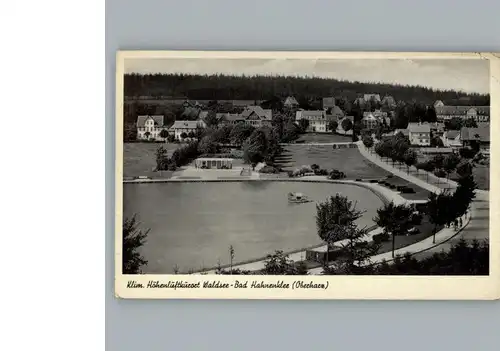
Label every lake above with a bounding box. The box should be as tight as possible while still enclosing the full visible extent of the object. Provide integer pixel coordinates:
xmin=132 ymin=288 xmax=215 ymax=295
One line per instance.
xmin=123 ymin=181 xmax=384 ymax=273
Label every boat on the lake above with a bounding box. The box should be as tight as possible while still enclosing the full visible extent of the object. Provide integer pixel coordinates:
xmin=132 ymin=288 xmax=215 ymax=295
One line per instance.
xmin=287 ymin=192 xmax=311 ymax=204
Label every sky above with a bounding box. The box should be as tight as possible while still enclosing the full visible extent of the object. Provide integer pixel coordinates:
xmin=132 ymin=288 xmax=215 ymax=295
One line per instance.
xmin=125 ymin=58 xmax=490 ymax=94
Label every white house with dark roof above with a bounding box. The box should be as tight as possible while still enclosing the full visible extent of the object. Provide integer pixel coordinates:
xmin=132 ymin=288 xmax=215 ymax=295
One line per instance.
xmin=442 ymin=130 xmax=462 ymax=147
xmin=136 ymin=115 xmax=166 ymax=141
xmin=240 ymin=106 xmax=273 ymax=127
xmin=434 ymin=105 xmax=490 ymax=122
xmin=408 ymin=123 xmax=431 ymax=146
xmin=296 ymin=110 xmax=330 ymax=132
xmin=361 ymin=113 xmax=379 ymax=130
xmin=217 ymin=106 xmax=273 ymax=128
xmin=168 ymin=120 xmax=206 ymax=140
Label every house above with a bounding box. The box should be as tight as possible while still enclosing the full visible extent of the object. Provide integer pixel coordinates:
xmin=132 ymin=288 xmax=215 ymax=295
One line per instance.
xmin=182 ymin=100 xmax=202 ymax=108
xmin=434 ymin=105 xmax=490 ymax=122
xmin=322 ymin=97 xmax=336 ymax=110
xmin=394 ymin=129 xmax=410 ymax=138
xmin=429 ymin=122 xmax=445 ymax=137
xmin=284 ymin=96 xmax=299 ymax=108
xmin=408 ymin=123 xmax=431 ymax=146
xmin=460 ymin=126 xmax=490 ymax=150
xmin=361 ymin=110 xmax=388 ymax=130
xmin=168 ymin=120 xmax=206 ymax=140
xmin=217 ymin=106 xmax=273 ymax=128
xmin=198 ymin=110 xmax=209 ymax=122
xmin=364 ymin=94 xmax=381 ymax=103
xmin=381 ymin=95 xmax=396 ymax=107
xmin=434 ymin=100 xmax=445 ymax=108
xmin=136 ymin=115 xmax=166 ymax=141
xmin=361 ymin=112 xmax=380 ymax=130
xmin=442 ymin=130 xmax=462 ymax=147
xmin=216 ymin=113 xmax=245 ymax=125
xmin=295 ymin=110 xmax=330 ymax=133
xmin=326 ymin=105 xmax=345 ymax=119
xmin=240 ymin=106 xmax=273 ymax=127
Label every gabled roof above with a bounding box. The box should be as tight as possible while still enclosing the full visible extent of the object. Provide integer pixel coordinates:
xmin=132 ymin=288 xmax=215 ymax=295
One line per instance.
xmin=169 ymin=120 xmax=204 ymax=130
xmin=408 ymin=123 xmax=431 ymax=133
xmin=241 ymin=106 xmax=272 ymax=120
xmin=435 ymin=106 xmax=490 ymax=115
xmin=381 ymin=95 xmax=396 ymax=105
xmin=136 ymin=115 xmax=164 ymax=127
xmin=198 ymin=111 xmax=209 ymax=121
xmin=445 ymin=130 xmax=460 ymax=139
xmin=330 ymin=105 xmax=344 ymax=116
xmin=296 ymin=110 xmax=326 ymax=120
xmin=364 ymin=94 xmax=381 ymax=102
xmin=362 ymin=113 xmax=378 ymax=121
xmin=395 ymin=129 xmax=410 ymax=136
xmin=354 ymin=97 xmax=365 ymax=105
xmin=284 ymin=96 xmax=299 ymax=106
xmin=216 ymin=113 xmax=244 ymax=122
xmin=322 ymin=97 xmax=336 ymax=108
xmin=434 ymin=100 xmax=444 ymax=107
xmin=460 ymin=126 xmax=490 ymax=142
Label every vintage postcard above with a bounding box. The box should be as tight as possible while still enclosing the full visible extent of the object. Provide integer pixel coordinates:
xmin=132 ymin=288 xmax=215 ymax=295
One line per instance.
xmin=115 ymin=51 xmax=499 ymax=300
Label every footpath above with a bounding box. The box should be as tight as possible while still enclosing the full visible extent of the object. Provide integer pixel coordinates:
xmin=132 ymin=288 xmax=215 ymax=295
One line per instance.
xmin=345 ymin=142 xmax=490 ymax=270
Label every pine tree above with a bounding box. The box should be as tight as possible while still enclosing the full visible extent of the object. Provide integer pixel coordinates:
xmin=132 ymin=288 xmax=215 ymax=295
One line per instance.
xmin=122 ymin=215 xmax=149 ymax=274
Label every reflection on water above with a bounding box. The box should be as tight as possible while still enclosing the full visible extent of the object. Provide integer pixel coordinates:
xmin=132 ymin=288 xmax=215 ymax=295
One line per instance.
xmin=123 ymin=181 xmax=383 ymax=273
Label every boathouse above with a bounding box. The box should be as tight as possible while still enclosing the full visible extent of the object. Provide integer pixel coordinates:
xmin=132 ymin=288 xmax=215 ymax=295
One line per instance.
xmin=194 ymin=157 xmax=233 ymax=169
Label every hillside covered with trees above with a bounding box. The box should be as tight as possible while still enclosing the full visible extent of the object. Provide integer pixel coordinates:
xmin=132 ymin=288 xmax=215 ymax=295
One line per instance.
xmin=124 ymin=73 xmax=490 ymax=106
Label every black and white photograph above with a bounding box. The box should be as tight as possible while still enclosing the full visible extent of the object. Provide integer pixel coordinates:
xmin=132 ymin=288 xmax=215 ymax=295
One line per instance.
xmin=116 ymin=51 xmax=496 ymax=298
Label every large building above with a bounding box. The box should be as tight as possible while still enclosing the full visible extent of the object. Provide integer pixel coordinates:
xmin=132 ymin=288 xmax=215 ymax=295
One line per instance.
xmin=361 ymin=110 xmax=389 ymax=130
xmin=168 ymin=120 xmax=206 ymax=140
xmin=216 ymin=106 xmax=272 ymax=128
xmin=295 ymin=110 xmax=331 ymax=133
xmin=136 ymin=115 xmax=166 ymax=141
xmin=434 ymin=105 xmax=490 ymax=122
xmin=408 ymin=123 xmax=431 ymax=146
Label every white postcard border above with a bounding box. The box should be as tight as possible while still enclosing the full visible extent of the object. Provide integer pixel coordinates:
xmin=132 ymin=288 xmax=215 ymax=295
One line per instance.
xmin=114 ymin=51 xmax=500 ymax=300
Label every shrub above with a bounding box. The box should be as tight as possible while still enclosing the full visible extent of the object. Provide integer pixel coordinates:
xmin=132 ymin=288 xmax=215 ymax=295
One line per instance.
xmin=373 ymin=232 xmax=390 ymax=244
xmin=355 ymin=178 xmax=362 ymax=182
xmin=259 ymin=165 xmax=280 ymax=174
xmin=459 ymin=147 xmax=476 ymax=159
xmin=369 ymin=179 xmax=378 ymax=183
xmin=328 ymin=169 xmax=346 ymax=180
xmin=411 ymin=212 xmax=423 ymax=225
xmin=433 ymin=169 xmax=446 ymax=178
xmin=315 ymin=169 xmax=328 ymax=176
xmin=362 ymin=135 xmax=374 ymax=148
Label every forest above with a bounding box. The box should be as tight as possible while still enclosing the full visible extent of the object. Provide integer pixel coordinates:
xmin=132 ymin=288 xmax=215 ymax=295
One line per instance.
xmin=124 ymin=73 xmax=490 ymax=106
